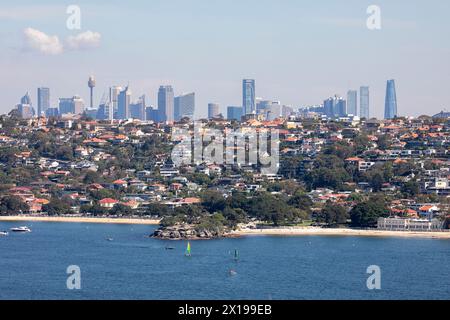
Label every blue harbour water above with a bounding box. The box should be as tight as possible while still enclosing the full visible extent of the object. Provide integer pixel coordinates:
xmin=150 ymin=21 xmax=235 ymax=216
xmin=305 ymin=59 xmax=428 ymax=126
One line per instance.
xmin=0 ymin=221 xmax=449 ymax=300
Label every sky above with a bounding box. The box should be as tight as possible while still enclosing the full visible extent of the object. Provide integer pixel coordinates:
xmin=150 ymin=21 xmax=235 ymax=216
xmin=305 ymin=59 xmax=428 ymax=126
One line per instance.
xmin=0 ymin=0 xmax=449 ymax=119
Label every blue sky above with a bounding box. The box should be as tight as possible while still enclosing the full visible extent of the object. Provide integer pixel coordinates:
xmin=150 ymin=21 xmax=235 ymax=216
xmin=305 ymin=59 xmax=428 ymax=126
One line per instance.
xmin=0 ymin=0 xmax=449 ymax=118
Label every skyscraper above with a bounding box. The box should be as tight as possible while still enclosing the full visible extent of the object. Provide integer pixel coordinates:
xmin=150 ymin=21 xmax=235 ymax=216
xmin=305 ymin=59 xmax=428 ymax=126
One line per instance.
xmin=256 ymin=100 xmax=272 ymax=115
xmin=384 ymin=80 xmax=398 ymax=119
xmin=347 ymin=90 xmax=358 ymax=116
xmin=16 ymin=92 xmax=34 ymax=119
xmin=117 ymin=86 xmax=132 ymax=119
xmin=58 ymin=96 xmax=84 ymax=115
xmin=109 ymin=86 xmax=122 ymax=119
xmin=323 ymin=95 xmax=346 ymax=118
xmin=227 ymin=106 xmax=243 ymax=121
xmin=208 ymin=103 xmax=220 ymax=119
xmin=360 ymin=86 xmax=370 ymax=119
xmin=129 ymin=95 xmax=146 ymax=120
xmin=37 ymin=87 xmax=50 ymax=117
xmin=158 ymin=85 xmax=174 ymax=123
xmin=242 ymin=79 xmax=255 ymax=115
xmin=174 ymin=92 xmax=195 ymax=121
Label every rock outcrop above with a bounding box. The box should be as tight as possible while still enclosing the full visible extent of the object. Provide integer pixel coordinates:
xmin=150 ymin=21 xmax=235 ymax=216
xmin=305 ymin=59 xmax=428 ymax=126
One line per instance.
xmin=152 ymin=224 xmax=229 ymax=240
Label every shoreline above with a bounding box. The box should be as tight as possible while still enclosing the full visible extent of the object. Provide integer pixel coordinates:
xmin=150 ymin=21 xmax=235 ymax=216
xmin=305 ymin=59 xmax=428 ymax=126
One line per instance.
xmin=231 ymin=227 xmax=450 ymax=239
xmin=0 ymin=215 xmax=161 ymax=225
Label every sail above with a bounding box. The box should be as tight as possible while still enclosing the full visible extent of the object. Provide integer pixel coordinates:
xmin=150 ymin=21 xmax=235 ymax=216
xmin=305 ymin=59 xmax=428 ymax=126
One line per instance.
xmin=185 ymin=242 xmax=191 ymax=256
xmin=234 ymin=249 xmax=239 ymax=261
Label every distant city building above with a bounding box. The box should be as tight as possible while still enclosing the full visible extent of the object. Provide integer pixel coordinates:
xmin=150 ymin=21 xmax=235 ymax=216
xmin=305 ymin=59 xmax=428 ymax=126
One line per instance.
xmin=324 ymin=95 xmax=346 ymax=118
xmin=16 ymin=92 xmax=35 ymax=118
xmin=266 ymin=101 xmax=282 ymax=121
xmin=208 ymin=103 xmax=220 ymax=119
xmin=347 ymin=90 xmax=358 ymax=116
xmin=243 ymin=79 xmax=255 ymax=115
xmin=145 ymin=106 xmax=159 ymax=122
xmin=129 ymin=95 xmax=146 ymax=120
xmin=117 ymin=86 xmax=132 ymax=119
xmin=360 ymin=86 xmax=370 ymax=119
xmin=257 ymin=100 xmax=272 ymax=115
xmin=384 ymin=79 xmax=398 ymax=119
xmin=227 ymin=106 xmax=243 ymax=121
xmin=109 ymin=86 xmax=122 ymax=118
xmin=21 ymin=92 xmax=32 ymax=105
xmin=59 ymin=96 xmax=84 ymax=115
xmin=174 ymin=92 xmax=195 ymax=121
xmin=96 ymin=102 xmax=112 ymax=120
xmin=37 ymin=87 xmax=50 ymax=117
xmin=45 ymin=107 xmax=59 ymax=117
xmin=158 ymin=85 xmax=174 ymax=122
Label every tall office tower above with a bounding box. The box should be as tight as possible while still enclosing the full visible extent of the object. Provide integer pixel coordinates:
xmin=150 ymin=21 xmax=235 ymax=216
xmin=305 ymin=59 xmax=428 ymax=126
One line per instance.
xmin=384 ymin=79 xmax=398 ymax=119
xmin=109 ymin=86 xmax=122 ymax=119
xmin=96 ymin=102 xmax=112 ymax=120
xmin=242 ymin=79 xmax=255 ymax=115
xmin=323 ymin=95 xmax=346 ymax=118
xmin=257 ymin=100 xmax=272 ymax=115
xmin=88 ymin=76 xmax=96 ymax=109
xmin=45 ymin=107 xmax=59 ymax=117
xmin=21 ymin=92 xmax=32 ymax=105
xmin=347 ymin=90 xmax=358 ymax=116
xmin=174 ymin=92 xmax=195 ymax=121
xmin=145 ymin=106 xmax=159 ymax=122
xmin=227 ymin=106 xmax=243 ymax=121
xmin=117 ymin=86 xmax=132 ymax=119
xmin=129 ymin=95 xmax=146 ymax=120
xmin=360 ymin=86 xmax=370 ymax=119
xmin=37 ymin=87 xmax=50 ymax=117
xmin=58 ymin=96 xmax=84 ymax=115
xmin=158 ymin=85 xmax=174 ymax=122
xmin=208 ymin=103 xmax=220 ymax=119
xmin=337 ymin=99 xmax=347 ymax=117
xmin=16 ymin=93 xmax=34 ymax=118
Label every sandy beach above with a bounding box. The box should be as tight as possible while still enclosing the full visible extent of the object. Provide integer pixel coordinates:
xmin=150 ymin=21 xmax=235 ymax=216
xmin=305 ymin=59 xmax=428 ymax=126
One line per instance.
xmin=233 ymin=227 xmax=450 ymax=239
xmin=0 ymin=215 xmax=161 ymax=225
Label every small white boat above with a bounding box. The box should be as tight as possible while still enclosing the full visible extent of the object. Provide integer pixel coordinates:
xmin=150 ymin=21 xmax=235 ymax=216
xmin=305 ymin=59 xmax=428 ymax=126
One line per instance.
xmin=0 ymin=231 xmax=8 ymax=236
xmin=10 ymin=226 xmax=31 ymax=233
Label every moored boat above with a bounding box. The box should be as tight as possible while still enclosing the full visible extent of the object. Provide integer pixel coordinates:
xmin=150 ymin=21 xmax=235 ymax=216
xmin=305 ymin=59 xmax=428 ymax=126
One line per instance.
xmin=10 ymin=226 xmax=31 ymax=233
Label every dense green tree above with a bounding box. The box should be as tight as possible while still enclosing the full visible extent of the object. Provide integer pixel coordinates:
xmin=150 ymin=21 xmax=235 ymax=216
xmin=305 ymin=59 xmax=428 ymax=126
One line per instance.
xmin=401 ymin=180 xmax=420 ymax=197
xmin=109 ymin=203 xmax=133 ymax=216
xmin=317 ymin=202 xmax=349 ymax=226
xmin=350 ymin=198 xmax=388 ymax=228
xmin=0 ymin=195 xmax=30 ymax=215
xmin=42 ymin=198 xmax=73 ymax=216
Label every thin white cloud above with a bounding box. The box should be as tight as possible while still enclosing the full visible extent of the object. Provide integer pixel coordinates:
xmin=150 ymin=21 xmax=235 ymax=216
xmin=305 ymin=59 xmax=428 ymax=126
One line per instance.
xmin=23 ymin=28 xmax=63 ymax=55
xmin=22 ymin=29 xmax=102 ymax=55
xmin=0 ymin=5 xmax=63 ymax=20
xmin=66 ymin=31 xmax=101 ymax=50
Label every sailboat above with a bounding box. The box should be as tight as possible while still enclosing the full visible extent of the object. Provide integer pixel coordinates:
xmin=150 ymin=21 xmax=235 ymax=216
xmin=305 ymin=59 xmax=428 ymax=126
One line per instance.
xmin=233 ymin=249 xmax=239 ymax=262
xmin=185 ymin=242 xmax=191 ymax=257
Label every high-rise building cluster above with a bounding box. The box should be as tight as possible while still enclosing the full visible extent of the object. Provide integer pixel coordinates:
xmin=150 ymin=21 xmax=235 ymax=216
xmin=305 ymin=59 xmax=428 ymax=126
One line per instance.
xmin=11 ymin=76 xmax=398 ymax=122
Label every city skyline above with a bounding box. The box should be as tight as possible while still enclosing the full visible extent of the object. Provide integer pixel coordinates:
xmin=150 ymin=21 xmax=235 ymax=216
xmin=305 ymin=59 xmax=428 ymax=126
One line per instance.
xmin=1 ymin=1 xmax=449 ymax=118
